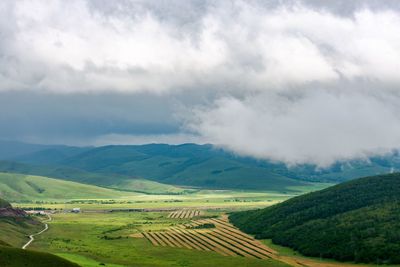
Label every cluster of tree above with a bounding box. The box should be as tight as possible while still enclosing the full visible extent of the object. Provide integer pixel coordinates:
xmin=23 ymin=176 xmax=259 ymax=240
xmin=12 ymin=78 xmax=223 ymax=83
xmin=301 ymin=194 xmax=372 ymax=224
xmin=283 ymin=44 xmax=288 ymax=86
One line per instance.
xmin=186 ymin=223 xmax=216 ymax=229
xmin=230 ymin=173 xmax=400 ymax=264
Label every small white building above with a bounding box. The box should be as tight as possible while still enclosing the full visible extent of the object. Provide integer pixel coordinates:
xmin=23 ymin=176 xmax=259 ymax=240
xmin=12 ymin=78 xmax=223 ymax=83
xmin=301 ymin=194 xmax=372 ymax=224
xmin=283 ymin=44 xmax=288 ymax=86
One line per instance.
xmin=72 ymin=207 xmax=81 ymax=213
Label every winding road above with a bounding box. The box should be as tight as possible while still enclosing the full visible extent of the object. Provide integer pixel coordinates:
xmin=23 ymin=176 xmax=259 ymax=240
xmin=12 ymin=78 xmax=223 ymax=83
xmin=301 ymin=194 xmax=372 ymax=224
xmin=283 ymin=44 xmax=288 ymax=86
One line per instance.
xmin=22 ymin=213 xmax=52 ymax=250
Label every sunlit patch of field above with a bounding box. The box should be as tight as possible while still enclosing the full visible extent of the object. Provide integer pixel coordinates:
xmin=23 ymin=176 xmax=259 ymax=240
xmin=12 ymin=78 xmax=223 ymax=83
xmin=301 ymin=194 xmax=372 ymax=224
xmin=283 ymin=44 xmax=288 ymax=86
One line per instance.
xmin=142 ymin=216 xmax=278 ymax=259
xmin=27 ymin=211 xmax=389 ymax=267
xmin=13 ymin=189 xmax=295 ymax=211
xmin=30 ymin=212 xmax=289 ymax=267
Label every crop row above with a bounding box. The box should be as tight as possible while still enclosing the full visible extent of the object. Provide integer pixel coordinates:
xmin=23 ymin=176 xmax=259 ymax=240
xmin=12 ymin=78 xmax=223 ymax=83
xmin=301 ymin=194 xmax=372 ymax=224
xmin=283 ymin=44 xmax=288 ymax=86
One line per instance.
xmin=167 ymin=209 xmax=201 ymax=219
xmin=143 ymin=217 xmax=277 ymax=259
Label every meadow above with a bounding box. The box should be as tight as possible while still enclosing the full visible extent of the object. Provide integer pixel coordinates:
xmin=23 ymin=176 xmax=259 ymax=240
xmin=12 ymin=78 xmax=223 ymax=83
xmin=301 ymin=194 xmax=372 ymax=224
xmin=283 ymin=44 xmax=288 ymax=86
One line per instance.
xmin=5 ymin=171 xmax=381 ymax=267
xmin=25 ymin=209 xmax=396 ymax=267
xmin=29 ymin=211 xmax=289 ymax=267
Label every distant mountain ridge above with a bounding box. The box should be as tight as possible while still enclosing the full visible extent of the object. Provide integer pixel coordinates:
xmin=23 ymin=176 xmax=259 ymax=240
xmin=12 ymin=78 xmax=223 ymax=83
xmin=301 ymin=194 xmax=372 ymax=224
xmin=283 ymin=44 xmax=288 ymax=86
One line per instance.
xmin=230 ymin=173 xmax=400 ymax=264
xmin=1 ymin=140 xmax=399 ymax=190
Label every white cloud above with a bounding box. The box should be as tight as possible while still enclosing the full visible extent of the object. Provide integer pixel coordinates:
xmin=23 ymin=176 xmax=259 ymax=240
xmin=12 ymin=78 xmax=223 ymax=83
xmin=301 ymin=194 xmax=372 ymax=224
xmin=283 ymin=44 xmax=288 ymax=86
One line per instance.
xmin=186 ymin=89 xmax=400 ymax=166
xmin=1 ymin=1 xmax=400 ymax=93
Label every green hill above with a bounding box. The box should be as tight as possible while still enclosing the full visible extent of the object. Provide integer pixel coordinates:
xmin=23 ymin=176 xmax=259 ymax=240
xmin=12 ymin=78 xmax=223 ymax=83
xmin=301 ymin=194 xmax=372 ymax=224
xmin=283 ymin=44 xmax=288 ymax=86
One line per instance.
xmin=0 ymin=197 xmax=42 ymax=247
xmin=0 ymin=172 xmax=144 ymax=202
xmin=51 ymin=144 xmax=308 ymax=191
xmin=230 ymin=173 xmax=400 ymax=264
xmin=0 ymin=246 xmax=80 ymax=267
xmin=0 ymin=161 xmax=187 ymax=195
xmin=0 ymin=197 xmax=80 ymax=267
xmin=2 ymin=141 xmax=400 ymax=190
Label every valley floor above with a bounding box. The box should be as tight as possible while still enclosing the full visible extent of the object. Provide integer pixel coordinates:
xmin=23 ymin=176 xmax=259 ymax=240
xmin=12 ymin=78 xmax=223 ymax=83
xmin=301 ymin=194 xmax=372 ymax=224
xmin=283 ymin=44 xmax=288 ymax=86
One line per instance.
xmin=19 ymin=208 xmax=397 ymax=267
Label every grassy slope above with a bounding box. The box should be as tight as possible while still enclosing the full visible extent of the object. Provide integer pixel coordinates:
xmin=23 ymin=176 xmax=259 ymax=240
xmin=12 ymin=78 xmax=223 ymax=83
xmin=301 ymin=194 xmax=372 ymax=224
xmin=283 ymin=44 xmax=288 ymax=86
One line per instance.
xmin=0 ymin=197 xmax=80 ymax=267
xmin=111 ymin=179 xmax=193 ymax=194
xmin=0 ymin=161 xmax=188 ymax=194
xmin=0 ymin=217 xmax=42 ymax=247
xmin=0 ymin=246 xmax=80 ymax=267
xmin=57 ymin=144 xmax=308 ymax=191
xmin=0 ymin=172 xmax=142 ymax=202
xmin=230 ymin=173 xmax=400 ymax=264
xmin=0 ymin=197 xmax=43 ymax=247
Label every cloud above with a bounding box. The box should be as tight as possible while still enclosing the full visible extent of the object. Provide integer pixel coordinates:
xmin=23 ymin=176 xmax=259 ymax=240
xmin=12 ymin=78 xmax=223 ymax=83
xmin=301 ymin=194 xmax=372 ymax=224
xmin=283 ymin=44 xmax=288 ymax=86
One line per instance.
xmin=1 ymin=0 xmax=400 ymax=166
xmin=1 ymin=0 xmax=400 ymax=93
xmin=186 ymin=88 xmax=400 ymax=167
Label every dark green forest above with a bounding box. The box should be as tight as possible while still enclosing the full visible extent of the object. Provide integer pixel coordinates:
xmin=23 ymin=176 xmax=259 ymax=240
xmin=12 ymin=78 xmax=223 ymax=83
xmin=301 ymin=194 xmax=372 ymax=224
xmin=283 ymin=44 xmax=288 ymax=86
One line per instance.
xmin=230 ymin=173 xmax=400 ymax=264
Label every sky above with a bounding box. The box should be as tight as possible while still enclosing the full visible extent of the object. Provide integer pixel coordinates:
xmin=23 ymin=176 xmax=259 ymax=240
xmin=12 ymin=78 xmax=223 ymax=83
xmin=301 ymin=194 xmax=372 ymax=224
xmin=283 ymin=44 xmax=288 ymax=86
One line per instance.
xmin=1 ymin=0 xmax=400 ymax=166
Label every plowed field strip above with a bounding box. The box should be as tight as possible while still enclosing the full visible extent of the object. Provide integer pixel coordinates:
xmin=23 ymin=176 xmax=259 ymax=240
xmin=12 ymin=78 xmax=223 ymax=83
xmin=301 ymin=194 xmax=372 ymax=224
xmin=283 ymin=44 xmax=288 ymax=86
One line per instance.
xmin=190 ymin=231 xmax=237 ymax=256
xmin=167 ymin=232 xmax=193 ymax=249
xmin=209 ymin=219 xmax=278 ymax=254
xmin=216 ymin=228 xmax=275 ymax=255
xmin=163 ymin=232 xmax=185 ymax=248
xmin=211 ymin=218 xmax=233 ymax=227
xmin=174 ymin=210 xmax=182 ymax=219
xmin=203 ymin=219 xmax=256 ymax=242
xmin=151 ymin=233 xmax=167 ymax=247
xmin=143 ymin=232 xmax=159 ymax=246
xmin=205 ymin=231 xmax=261 ymax=259
xmin=156 ymin=232 xmax=177 ymax=247
xmin=176 ymin=228 xmax=222 ymax=253
xmin=204 ymin=219 xmax=277 ymax=254
xmin=205 ymin=219 xmax=255 ymax=238
xmin=214 ymin=227 xmax=275 ymax=254
xmin=184 ymin=210 xmax=190 ymax=218
xmin=170 ymin=228 xmax=211 ymax=251
xmin=168 ymin=231 xmax=201 ymax=250
xmin=181 ymin=210 xmax=188 ymax=219
xmin=192 ymin=218 xmax=276 ymax=257
xmin=211 ymin=229 xmax=272 ymax=258
xmin=150 ymin=232 xmax=167 ymax=247
xmin=176 ymin=210 xmax=183 ymax=218
xmin=209 ymin=232 xmax=269 ymax=259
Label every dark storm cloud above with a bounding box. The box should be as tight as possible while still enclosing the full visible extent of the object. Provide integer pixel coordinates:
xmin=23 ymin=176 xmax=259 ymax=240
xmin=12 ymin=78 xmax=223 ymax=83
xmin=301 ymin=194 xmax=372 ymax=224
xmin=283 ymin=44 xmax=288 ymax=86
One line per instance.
xmin=0 ymin=91 xmax=183 ymax=144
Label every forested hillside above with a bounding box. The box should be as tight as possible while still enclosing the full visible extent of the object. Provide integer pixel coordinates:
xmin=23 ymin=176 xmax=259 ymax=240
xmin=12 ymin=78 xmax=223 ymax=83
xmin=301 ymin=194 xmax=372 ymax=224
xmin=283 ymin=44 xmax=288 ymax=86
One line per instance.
xmin=230 ymin=173 xmax=400 ymax=264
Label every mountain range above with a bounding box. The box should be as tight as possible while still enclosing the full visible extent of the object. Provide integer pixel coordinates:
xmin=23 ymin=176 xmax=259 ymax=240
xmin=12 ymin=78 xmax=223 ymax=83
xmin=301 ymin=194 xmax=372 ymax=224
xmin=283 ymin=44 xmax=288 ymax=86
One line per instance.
xmin=0 ymin=140 xmax=399 ymax=191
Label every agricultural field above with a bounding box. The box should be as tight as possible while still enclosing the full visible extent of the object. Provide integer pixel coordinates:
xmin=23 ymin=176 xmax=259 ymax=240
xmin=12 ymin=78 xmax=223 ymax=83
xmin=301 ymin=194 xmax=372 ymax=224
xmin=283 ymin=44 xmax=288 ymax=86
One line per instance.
xmin=12 ymin=188 xmax=304 ymax=211
xmin=29 ymin=211 xmax=289 ymax=267
xmin=142 ymin=216 xmax=277 ymax=259
xmin=3 ymin=170 xmax=385 ymax=267
xmin=167 ymin=209 xmax=201 ymax=219
xmin=25 ymin=209 xmax=393 ymax=267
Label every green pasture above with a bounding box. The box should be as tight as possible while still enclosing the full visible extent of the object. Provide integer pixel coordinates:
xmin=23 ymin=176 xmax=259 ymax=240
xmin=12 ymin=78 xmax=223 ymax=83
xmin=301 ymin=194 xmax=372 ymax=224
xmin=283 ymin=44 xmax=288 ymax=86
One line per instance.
xmin=30 ymin=212 xmax=289 ymax=267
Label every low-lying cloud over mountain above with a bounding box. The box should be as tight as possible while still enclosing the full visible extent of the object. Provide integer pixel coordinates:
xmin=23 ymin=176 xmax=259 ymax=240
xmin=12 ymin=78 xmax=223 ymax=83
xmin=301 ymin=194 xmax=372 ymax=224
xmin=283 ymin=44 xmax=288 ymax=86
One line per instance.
xmin=1 ymin=0 xmax=400 ymax=166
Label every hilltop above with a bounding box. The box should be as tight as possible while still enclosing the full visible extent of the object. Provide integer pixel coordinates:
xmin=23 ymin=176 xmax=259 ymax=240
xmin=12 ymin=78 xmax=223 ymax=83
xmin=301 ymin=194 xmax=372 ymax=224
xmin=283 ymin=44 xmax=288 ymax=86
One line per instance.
xmin=230 ymin=173 xmax=400 ymax=264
